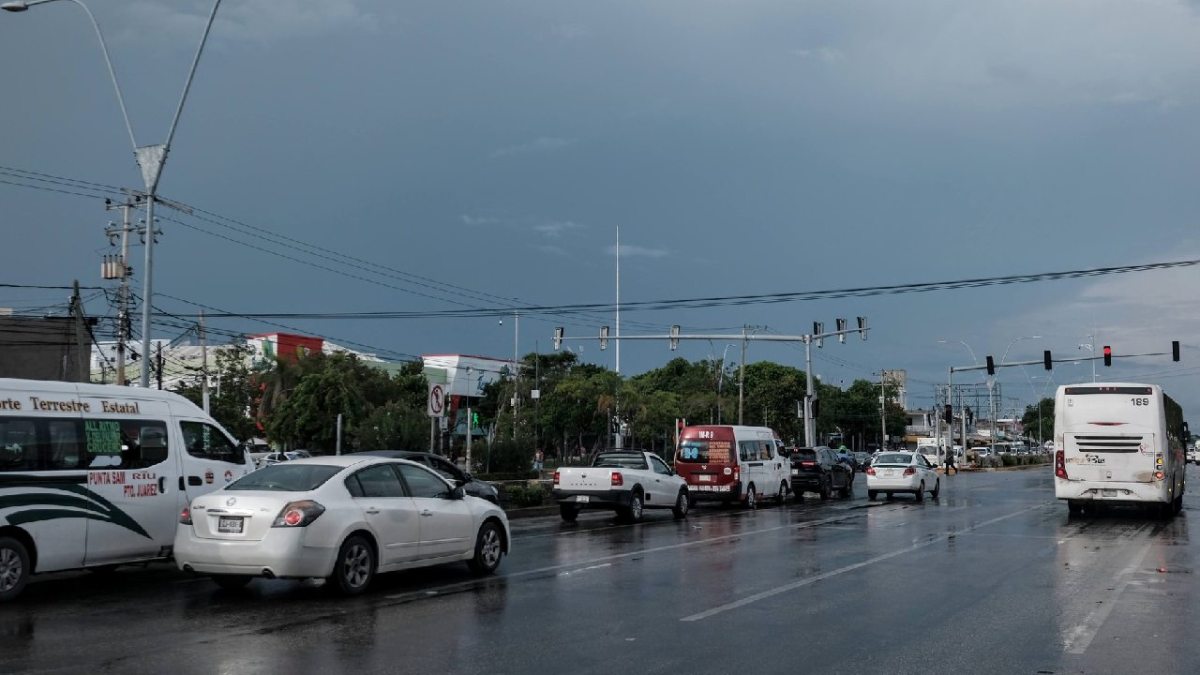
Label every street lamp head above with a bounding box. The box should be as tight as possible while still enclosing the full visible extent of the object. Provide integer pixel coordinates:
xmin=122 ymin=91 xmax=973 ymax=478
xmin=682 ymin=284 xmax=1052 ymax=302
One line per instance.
xmin=1 ymin=2 xmax=30 ymax=12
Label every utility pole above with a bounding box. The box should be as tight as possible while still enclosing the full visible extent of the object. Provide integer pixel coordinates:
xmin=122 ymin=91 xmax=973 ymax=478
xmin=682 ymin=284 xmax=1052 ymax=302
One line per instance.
xmin=960 ymin=388 xmax=968 ymax=460
xmin=879 ymin=373 xmax=887 ymax=449
xmin=465 ymin=366 xmax=474 ymax=471
xmin=738 ymin=325 xmax=747 ymax=425
xmin=512 ymin=310 xmax=519 ymax=442
xmin=103 ymin=196 xmax=137 ymax=385
xmin=155 ymin=342 xmax=164 ymax=390
xmin=199 ymin=310 xmax=209 ymax=414
xmin=804 ymin=335 xmax=815 ymax=446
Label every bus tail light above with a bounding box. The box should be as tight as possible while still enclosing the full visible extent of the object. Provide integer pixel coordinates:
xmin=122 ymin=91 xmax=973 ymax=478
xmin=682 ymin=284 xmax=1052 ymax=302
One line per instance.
xmin=903 ymin=467 xmax=915 ymax=477
xmin=611 ymin=472 xmax=623 ymax=487
xmin=1055 ymin=450 xmax=1068 ymax=479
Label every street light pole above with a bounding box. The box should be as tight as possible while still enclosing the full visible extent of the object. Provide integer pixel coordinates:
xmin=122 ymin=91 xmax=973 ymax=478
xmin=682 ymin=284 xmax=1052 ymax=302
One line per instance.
xmin=5 ymin=0 xmax=224 ymax=388
xmin=717 ymin=343 xmax=735 ymax=424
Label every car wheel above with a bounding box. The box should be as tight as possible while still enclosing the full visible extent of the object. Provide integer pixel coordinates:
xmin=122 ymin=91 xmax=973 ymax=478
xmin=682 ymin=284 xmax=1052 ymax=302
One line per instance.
xmin=560 ymin=504 xmax=580 ymax=523
xmin=211 ymin=575 xmax=253 ymax=591
xmin=746 ymin=485 xmax=757 ymax=510
xmin=624 ymin=490 xmax=645 ymax=522
xmin=819 ymin=479 xmax=831 ymax=501
xmin=0 ymin=536 xmax=31 ymax=603
xmin=329 ymin=534 xmax=376 ymax=596
xmin=867 ymin=490 xmax=878 ymax=501
xmin=468 ymin=521 xmax=505 ymax=575
xmin=915 ymin=482 xmax=925 ymax=503
xmin=932 ymin=479 xmax=941 ymax=500
xmin=776 ymin=481 xmax=788 ymax=505
xmin=673 ymin=489 xmax=690 ymax=519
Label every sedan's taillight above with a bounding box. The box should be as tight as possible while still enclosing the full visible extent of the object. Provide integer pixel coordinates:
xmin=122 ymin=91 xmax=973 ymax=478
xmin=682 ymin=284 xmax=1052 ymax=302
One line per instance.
xmin=611 ymin=471 xmax=623 ymax=487
xmin=1054 ymin=450 xmax=1068 ymax=479
xmin=903 ymin=467 xmax=916 ymax=477
xmin=272 ymin=500 xmax=326 ymax=528
xmin=866 ymin=467 xmax=876 ymax=476
xmin=179 ymin=506 xmax=192 ymax=525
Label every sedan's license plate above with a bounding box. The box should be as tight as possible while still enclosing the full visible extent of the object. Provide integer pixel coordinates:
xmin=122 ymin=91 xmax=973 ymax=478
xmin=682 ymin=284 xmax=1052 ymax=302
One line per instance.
xmin=217 ymin=516 xmax=244 ymax=534
xmin=575 ymin=495 xmax=590 ymax=503
xmin=884 ymin=470 xmax=896 ymax=477
xmin=791 ymin=469 xmax=799 ymax=476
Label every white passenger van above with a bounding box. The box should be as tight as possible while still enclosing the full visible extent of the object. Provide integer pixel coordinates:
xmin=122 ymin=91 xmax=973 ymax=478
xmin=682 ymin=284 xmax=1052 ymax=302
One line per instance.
xmin=674 ymin=425 xmax=790 ymax=508
xmin=0 ymin=378 xmax=252 ymax=601
xmin=1053 ymin=383 xmax=1187 ymax=518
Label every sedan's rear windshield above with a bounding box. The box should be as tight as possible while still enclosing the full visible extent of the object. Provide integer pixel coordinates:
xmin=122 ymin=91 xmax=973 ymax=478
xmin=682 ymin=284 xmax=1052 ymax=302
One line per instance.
xmin=874 ymin=453 xmax=912 ymax=465
xmin=790 ymin=449 xmax=817 ymax=462
xmin=227 ymin=464 xmax=341 ymax=491
xmin=676 ymin=440 xmax=733 ymax=464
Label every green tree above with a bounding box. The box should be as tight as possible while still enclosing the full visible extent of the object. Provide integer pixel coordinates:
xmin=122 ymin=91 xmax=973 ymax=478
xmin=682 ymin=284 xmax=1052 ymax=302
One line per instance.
xmin=173 ymin=343 xmax=258 ymax=442
xmin=1021 ymin=398 xmax=1054 ymax=443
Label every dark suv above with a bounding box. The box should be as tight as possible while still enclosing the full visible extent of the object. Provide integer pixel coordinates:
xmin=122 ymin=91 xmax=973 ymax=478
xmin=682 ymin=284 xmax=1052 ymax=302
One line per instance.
xmin=788 ymin=446 xmax=853 ymax=500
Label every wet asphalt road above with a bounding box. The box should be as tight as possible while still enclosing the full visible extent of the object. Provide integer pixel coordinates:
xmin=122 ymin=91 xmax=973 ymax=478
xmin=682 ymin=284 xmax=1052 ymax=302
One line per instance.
xmin=3 ymin=467 xmax=1199 ymax=675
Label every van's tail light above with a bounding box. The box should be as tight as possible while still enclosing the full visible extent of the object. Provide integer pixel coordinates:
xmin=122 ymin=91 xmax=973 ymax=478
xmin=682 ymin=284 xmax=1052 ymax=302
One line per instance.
xmin=732 ymin=467 xmax=740 ymax=481
xmin=1055 ymin=450 xmax=1068 ymax=479
xmin=903 ymin=467 xmax=916 ymax=477
xmin=866 ymin=467 xmax=876 ymax=476
xmin=611 ymin=472 xmax=623 ymax=487
xmin=179 ymin=506 xmax=192 ymax=525
xmin=553 ymin=470 xmax=560 ymax=486
xmin=272 ymin=500 xmax=326 ymax=528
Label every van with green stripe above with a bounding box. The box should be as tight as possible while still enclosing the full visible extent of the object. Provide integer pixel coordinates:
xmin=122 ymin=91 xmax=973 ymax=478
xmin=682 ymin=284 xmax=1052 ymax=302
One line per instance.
xmin=0 ymin=378 xmax=251 ymax=601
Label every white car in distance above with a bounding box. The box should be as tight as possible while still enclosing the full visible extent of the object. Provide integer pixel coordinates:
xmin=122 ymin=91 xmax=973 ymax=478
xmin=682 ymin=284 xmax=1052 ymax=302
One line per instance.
xmin=175 ymin=456 xmax=510 ymax=594
xmin=866 ymin=451 xmax=940 ymax=502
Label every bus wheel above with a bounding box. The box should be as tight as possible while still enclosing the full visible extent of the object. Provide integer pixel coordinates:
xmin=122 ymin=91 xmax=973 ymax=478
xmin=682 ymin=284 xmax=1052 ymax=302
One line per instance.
xmin=0 ymin=536 xmax=31 ymax=603
xmin=1173 ymin=495 xmax=1184 ymax=515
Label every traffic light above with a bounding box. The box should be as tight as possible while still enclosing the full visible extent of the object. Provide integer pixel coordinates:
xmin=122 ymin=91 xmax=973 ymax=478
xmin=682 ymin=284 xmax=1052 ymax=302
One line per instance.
xmin=1173 ymin=341 xmax=1181 ymax=362
xmin=811 ymin=396 xmax=820 ymax=419
xmin=836 ymin=318 xmax=847 ymax=343
xmin=471 ymin=412 xmax=479 ymax=428
xmin=553 ymin=327 xmax=564 ymax=350
xmin=857 ymin=316 xmax=868 ymax=340
xmin=966 ymin=407 xmax=973 ymax=425
xmin=1043 ymin=350 xmax=1052 ymax=371
xmin=669 ymin=325 xmax=680 ymax=351
xmin=1103 ymin=345 xmax=1112 ymax=367
xmin=944 ymin=404 xmax=953 ymax=423
xmin=599 ymin=326 xmax=609 ymax=351
xmin=813 ymin=322 xmax=824 ymax=348
xmin=985 ymin=356 xmax=995 ymax=376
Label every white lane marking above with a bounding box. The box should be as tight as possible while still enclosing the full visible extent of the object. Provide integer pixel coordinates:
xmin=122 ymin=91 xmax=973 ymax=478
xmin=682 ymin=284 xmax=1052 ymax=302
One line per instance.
xmin=680 ymin=504 xmax=1045 ymax=622
xmin=385 ymin=509 xmax=881 ymax=600
xmin=559 ymin=563 xmax=613 ymax=577
xmin=1062 ymin=529 xmax=1155 ymax=655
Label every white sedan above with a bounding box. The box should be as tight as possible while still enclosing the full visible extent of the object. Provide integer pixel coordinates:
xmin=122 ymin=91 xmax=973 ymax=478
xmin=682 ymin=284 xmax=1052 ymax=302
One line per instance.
xmin=174 ymin=456 xmax=510 ymax=594
xmin=866 ymin=452 xmax=940 ymax=502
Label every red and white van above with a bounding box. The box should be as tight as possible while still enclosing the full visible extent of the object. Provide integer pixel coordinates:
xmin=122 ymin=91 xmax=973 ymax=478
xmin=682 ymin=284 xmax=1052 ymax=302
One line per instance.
xmin=674 ymin=425 xmax=790 ymax=508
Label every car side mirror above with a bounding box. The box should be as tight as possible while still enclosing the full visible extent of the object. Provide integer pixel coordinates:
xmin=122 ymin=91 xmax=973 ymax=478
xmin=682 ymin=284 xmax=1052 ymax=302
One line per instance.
xmin=462 ymin=471 xmax=473 ymax=482
xmin=447 ymin=485 xmax=466 ymax=500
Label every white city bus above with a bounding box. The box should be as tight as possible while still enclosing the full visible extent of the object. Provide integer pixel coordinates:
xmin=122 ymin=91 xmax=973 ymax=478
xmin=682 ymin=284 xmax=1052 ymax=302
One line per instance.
xmin=1053 ymin=383 xmax=1186 ymax=517
xmin=0 ymin=378 xmax=252 ymax=601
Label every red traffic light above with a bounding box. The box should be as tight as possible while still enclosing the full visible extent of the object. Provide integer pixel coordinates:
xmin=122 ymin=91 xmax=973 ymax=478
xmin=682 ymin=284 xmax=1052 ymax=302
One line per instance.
xmin=1103 ymin=345 xmax=1112 ymax=367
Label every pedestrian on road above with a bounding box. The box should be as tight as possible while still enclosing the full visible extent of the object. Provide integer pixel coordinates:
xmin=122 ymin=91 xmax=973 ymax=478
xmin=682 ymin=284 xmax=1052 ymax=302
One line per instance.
xmin=945 ymin=449 xmax=956 ymax=475
xmin=532 ymin=448 xmax=544 ymax=475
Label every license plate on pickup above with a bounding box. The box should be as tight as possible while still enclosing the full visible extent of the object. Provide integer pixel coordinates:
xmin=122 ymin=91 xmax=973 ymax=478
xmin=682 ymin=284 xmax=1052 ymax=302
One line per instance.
xmin=698 ymin=474 xmax=713 ymax=482
xmin=575 ymin=495 xmax=590 ymax=503
xmin=217 ymin=516 xmax=244 ymax=534
xmin=1101 ymin=489 xmax=1117 ymax=497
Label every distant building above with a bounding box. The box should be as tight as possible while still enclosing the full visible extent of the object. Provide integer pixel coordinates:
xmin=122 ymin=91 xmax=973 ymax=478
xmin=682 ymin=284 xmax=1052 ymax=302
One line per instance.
xmin=0 ymin=312 xmax=94 ymax=383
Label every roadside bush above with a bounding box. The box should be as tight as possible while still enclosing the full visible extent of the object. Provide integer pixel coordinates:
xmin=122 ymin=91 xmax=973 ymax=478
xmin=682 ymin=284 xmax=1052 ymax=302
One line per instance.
xmin=1001 ymin=454 xmax=1019 ymax=467
xmin=476 ymin=471 xmax=539 ymax=482
xmin=504 ymin=483 xmax=546 ymax=508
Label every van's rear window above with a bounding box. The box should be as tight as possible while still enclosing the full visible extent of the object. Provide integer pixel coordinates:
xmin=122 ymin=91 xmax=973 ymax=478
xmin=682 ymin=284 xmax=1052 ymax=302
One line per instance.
xmin=227 ymin=464 xmax=340 ymax=491
xmin=1064 ymin=386 xmax=1153 ymax=395
xmin=677 ymin=440 xmax=732 ymax=464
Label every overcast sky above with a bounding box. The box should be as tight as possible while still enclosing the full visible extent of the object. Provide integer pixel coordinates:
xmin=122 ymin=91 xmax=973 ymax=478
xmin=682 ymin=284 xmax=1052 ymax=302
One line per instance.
xmin=4 ymin=0 xmax=1200 ymax=415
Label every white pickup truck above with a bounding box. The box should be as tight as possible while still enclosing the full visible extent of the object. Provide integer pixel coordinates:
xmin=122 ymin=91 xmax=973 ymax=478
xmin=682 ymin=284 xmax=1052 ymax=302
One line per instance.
xmin=552 ymin=450 xmax=689 ymax=523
